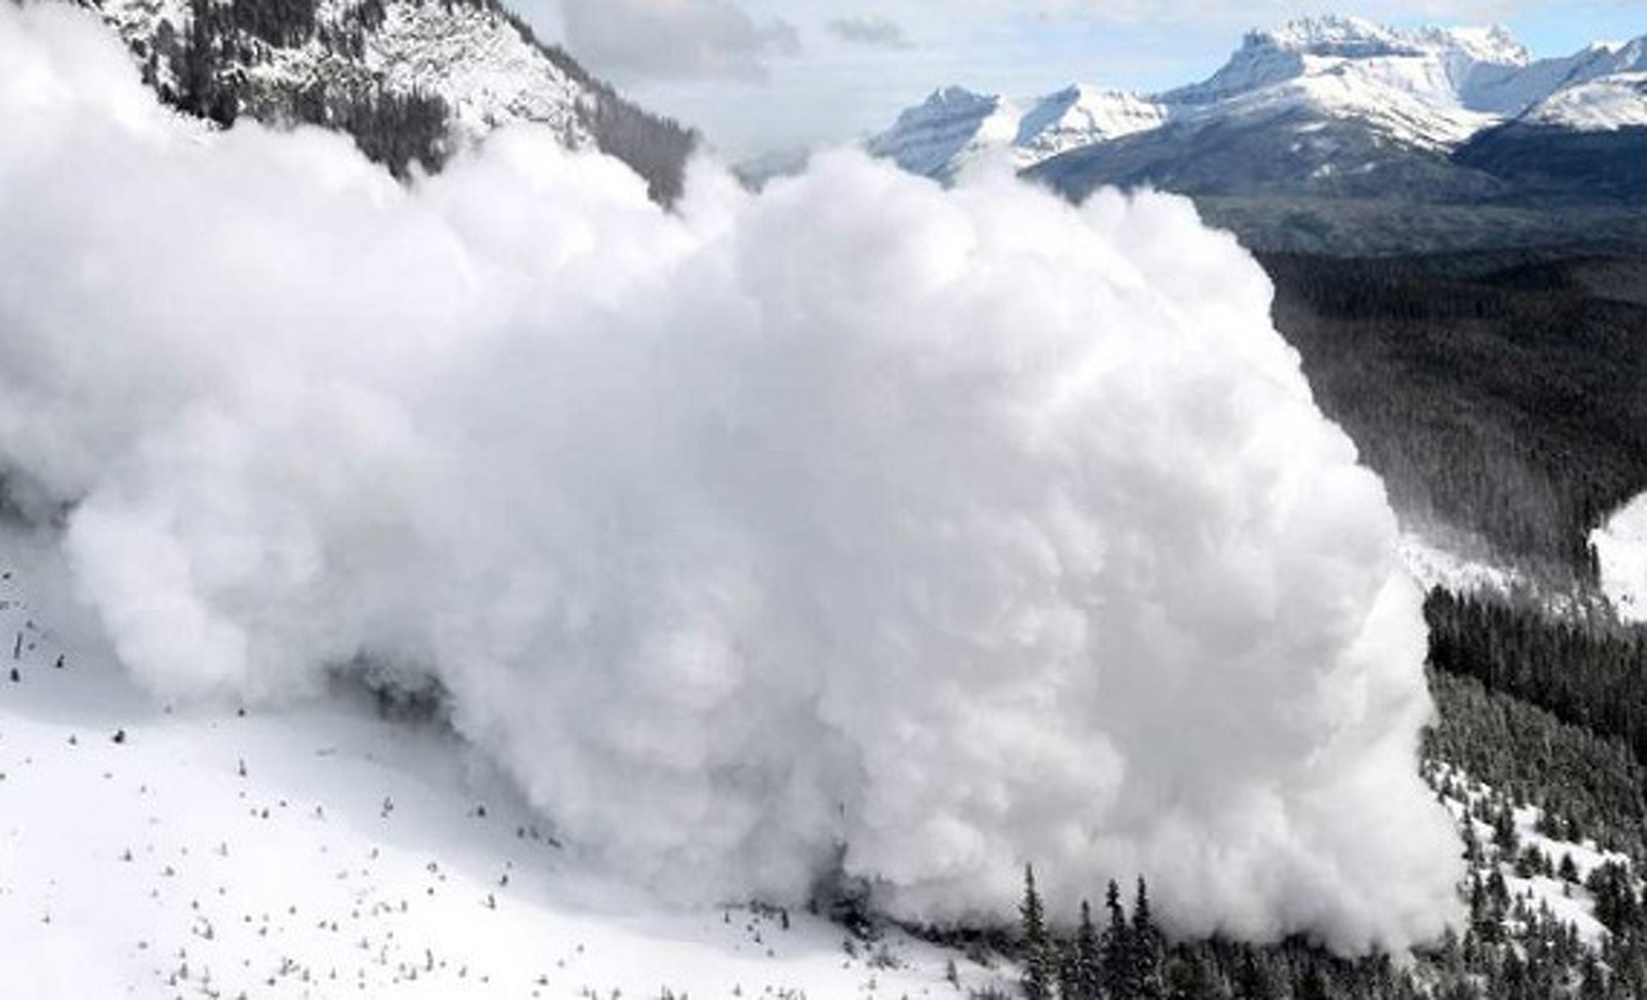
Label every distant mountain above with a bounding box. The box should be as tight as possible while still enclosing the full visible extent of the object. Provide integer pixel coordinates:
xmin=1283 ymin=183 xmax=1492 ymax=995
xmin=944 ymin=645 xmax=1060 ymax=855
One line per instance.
xmin=1523 ymin=69 xmax=1647 ymax=131
xmin=868 ymin=15 xmax=1647 ymax=214
xmin=79 ymin=0 xmax=697 ymax=201
xmin=864 ymin=83 xmax=1166 ymax=176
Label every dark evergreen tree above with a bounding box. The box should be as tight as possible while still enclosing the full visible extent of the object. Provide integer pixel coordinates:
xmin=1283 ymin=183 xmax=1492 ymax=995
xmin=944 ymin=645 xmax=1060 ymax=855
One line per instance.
xmin=1100 ymin=879 xmax=1133 ymax=1000
xmin=1019 ymin=865 xmax=1057 ymax=1000
xmin=1130 ymin=879 xmax=1165 ymax=1000
xmin=1070 ymin=899 xmax=1101 ymax=1000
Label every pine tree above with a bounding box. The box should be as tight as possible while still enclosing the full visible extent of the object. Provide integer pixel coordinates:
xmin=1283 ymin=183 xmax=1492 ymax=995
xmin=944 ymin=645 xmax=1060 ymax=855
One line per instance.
xmin=1130 ymin=878 xmax=1165 ymax=1000
xmin=1492 ymin=803 xmax=1519 ymax=857
xmin=1579 ymin=953 xmax=1608 ymax=1000
xmin=1069 ymin=899 xmax=1101 ymax=1000
xmin=1100 ymin=879 xmax=1132 ymax=1000
xmin=1020 ymin=865 xmax=1057 ymax=1000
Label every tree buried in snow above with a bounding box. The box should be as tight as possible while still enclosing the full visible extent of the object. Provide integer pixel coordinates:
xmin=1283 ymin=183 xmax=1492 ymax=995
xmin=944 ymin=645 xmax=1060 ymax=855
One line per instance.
xmin=0 ymin=3 xmax=1460 ymax=954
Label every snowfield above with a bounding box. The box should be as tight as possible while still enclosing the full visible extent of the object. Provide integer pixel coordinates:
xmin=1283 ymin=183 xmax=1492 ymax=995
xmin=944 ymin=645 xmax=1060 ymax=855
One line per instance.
xmin=0 ymin=527 xmax=1009 ymax=999
xmin=2 ymin=509 xmax=1615 ymax=998
xmin=1398 ymin=534 xmax=1526 ymax=597
xmin=1430 ymin=762 xmax=1625 ymax=948
xmin=1593 ymin=493 xmax=1647 ymax=625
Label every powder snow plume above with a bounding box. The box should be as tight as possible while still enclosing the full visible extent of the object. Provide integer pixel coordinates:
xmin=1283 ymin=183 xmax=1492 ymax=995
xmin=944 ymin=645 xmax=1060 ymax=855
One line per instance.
xmin=0 ymin=4 xmax=1460 ymax=952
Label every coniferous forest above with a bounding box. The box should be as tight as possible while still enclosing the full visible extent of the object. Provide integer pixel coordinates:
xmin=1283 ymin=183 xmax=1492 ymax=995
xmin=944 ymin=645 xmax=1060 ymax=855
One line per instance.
xmin=1265 ymin=250 xmax=1647 ymax=582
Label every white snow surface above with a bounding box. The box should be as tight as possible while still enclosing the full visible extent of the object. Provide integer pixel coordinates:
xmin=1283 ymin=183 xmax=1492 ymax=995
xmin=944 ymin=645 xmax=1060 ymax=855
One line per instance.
xmin=0 ymin=526 xmax=1010 ymax=999
xmin=1526 ymin=71 xmax=1647 ymax=131
xmin=1592 ymin=493 xmax=1647 ymax=625
xmin=1398 ymin=535 xmax=1526 ymax=597
xmin=1397 ymin=533 xmax=1603 ymax=622
xmin=91 ymin=0 xmax=596 ymax=151
xmin=1433 ymin=763 xmax=1627 ymax=947
xmin=1013 ymin=85 xmax=1172 ymax=162
xmin=358 ymin=0 xmax=590 ymax=146
xmin=867 ymin=14 xmax=1647 ymax=177
xmin=862 ymin=85 xmax=1025 ymax=176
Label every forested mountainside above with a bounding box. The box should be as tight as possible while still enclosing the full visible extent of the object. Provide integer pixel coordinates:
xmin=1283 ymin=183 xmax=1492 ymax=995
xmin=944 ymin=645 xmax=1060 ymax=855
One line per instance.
xmin=1263 ymin=250 xmax=1647 ymax=583
xmin=79 ymin=0 xmax=696 ymax=200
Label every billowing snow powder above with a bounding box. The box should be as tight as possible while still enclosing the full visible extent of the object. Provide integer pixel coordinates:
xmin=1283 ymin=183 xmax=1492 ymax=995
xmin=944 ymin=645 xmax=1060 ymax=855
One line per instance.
xmin=0 ymin=3 xmax=1460 ymax=952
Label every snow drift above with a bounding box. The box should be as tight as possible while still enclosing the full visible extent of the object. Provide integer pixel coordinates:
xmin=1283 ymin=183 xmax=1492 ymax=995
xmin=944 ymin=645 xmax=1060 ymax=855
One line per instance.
xmin=0 ymin=4 xmax=1460 ymax=952
xmin=1593 ymin=493 xmax=1647 ymax=625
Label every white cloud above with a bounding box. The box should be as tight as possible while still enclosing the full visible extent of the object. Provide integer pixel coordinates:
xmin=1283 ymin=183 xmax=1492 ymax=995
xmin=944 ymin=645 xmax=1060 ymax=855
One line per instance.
xmin=555 ymin=0 xmax=800 ymax=81
xmin=826 ymin=15 xmax=914 ymax=50
xmin=0 ymin=3 xmax=1462 ymax=952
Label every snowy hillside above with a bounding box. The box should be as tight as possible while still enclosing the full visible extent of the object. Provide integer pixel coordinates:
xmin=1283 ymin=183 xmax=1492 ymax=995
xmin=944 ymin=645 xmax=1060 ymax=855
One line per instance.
xmin=4 ymin=513 xmax=1614 ymax=999
xmin=1399 ymin=535 xmax=1528 ymax=598
xmin=83 ymin=0 xmax=695 ymax=197
xmin=1526 ymin=72 xmax=1647 ymax=130
xmin=0 ymin=526 xmax=1007 ymax=999
xmin=867 ymin=14 xmax=1647 ymax=181
xmin=1013 ymin=85 xmax=1172 ymax=164
xmin=1429 ymin=761 xmax=1628 ymax=949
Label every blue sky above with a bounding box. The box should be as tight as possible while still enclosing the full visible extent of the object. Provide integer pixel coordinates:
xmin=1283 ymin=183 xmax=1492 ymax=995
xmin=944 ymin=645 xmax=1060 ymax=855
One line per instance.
xmin=514 ymin=1 xmax=1645 ymax=158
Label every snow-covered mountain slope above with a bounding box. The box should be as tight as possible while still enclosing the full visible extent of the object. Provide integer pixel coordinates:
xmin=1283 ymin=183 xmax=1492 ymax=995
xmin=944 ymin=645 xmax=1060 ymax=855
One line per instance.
xmin=863 ymin=85 xmax=1020 ymax=177
xmin=1430 ymin=761 xmax=1626 ymax=948
xmin=867 ymin=15 xmax=1647 ymax=186
xmin=1526 ymin=72 xmax=1647 ymax=130
xmin=1164 ymin=15 xmax=1520 ymax=114
xmin=1472 ymin=37 xmax=1647 ymax=120
xmin=82 ymin=0 xmax=695 ymax=198
xmin=867 ymin=83 xmax=1172 ymax=177
xmin=0 ymin=526 xmax=1009 ymax=999
xmin=1396 ymin=533 xmax=1607 ymax=623
xmin=1400 ymin=535 xmax=1528 ymax=598
xmin=1012 ymin=85 xmax=1170 ymax=164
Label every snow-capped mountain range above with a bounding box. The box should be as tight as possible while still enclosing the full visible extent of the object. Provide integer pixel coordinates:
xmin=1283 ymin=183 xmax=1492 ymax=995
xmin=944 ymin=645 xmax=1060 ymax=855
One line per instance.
xmin=868 ymin=15 xmax=1647 ymax=183
xmin=80 ymin=0 xmax=695 ymax=199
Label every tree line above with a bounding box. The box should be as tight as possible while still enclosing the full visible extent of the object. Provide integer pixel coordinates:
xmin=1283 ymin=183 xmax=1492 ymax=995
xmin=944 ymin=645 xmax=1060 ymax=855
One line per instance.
xmin=1264 ymin=250 xmax=1647 ymax=582
xmin=1425 ymin=588 xmax=1647 ymax=770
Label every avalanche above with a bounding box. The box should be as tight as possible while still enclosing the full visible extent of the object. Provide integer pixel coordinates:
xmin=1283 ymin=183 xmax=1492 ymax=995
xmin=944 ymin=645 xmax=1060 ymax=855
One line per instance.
xmin=0 ymin=2 xmax=1460 ymax=954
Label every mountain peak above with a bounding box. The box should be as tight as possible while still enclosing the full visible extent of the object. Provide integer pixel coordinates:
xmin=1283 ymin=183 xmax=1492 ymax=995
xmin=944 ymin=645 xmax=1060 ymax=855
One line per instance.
xmin=920 ymin=85 xmax=1000 ymax=111
xmin=1427 ymin=24 xmax=1529 ymax=66
xmin=1249 ymin=16 xmax=1527 ymax=65
xmin=865 ymin=85 xmax=1016 ymax=177
xmin=867 ymin=16 xmax=1642 ymax=190
xmin=1255 ymin=14 xmax=1411 ymax=56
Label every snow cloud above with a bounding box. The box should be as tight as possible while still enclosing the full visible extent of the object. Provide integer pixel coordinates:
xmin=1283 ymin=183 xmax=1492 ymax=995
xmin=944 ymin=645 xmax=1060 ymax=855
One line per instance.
xmin=554 ymin=0 xmax=800 ymax=82
xmin=825 ymin=15 xmax=914 ymax=50
xmin=0 ymin=3 xmax=1461 ymax=952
